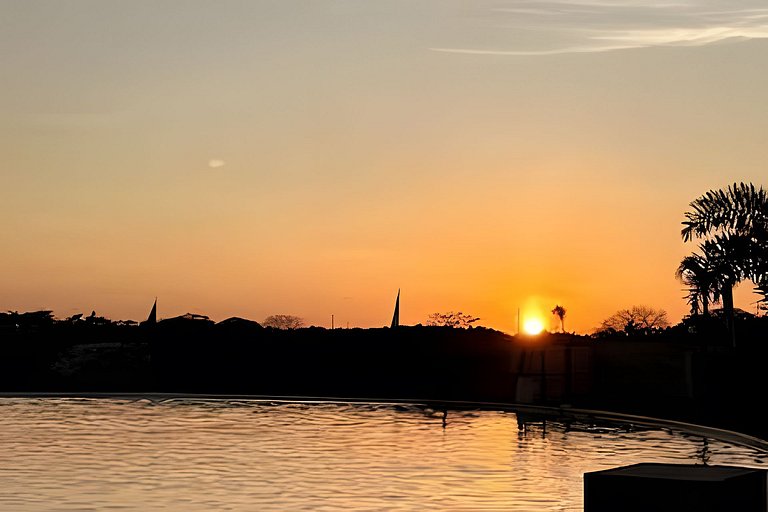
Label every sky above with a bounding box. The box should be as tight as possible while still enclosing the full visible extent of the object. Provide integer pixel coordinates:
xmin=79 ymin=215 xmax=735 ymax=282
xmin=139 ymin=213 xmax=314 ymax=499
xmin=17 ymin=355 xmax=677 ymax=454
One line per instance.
xmin=2 ymin=0 xmax=767 ymax=333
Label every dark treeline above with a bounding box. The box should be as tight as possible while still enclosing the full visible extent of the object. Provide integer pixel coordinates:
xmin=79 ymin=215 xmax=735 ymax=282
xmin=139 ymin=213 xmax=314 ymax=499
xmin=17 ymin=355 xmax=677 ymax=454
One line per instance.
xmin=0 ymin=311 xmax=527 ymax=400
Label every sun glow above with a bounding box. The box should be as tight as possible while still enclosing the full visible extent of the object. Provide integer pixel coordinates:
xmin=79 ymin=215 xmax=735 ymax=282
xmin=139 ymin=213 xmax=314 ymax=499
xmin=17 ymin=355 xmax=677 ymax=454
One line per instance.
xmin=523 ymin=318 xmax=544 ymax=335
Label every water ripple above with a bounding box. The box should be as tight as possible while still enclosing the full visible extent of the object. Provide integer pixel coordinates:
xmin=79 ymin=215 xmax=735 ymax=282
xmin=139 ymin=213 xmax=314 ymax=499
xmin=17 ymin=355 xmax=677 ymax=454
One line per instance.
xmin=0 ymin=398 xmax=764 ymax=511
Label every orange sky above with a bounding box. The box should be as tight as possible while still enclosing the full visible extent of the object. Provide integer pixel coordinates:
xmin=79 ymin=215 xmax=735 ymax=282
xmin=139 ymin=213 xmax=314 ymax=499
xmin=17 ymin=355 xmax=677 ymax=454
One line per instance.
xmin=2 ymin=2 xmax=767 ymax=333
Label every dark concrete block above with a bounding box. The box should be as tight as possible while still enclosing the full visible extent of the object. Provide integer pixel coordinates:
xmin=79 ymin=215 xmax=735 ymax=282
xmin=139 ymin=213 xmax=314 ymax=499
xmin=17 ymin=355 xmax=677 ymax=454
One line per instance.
xmin=585 ymin=463 xmax=767 ymax=512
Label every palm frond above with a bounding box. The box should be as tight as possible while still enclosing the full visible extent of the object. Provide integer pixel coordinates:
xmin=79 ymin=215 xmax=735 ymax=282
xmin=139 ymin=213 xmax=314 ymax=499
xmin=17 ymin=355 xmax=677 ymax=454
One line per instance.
xmin=681 ymin=182 xmax=768 ymax=242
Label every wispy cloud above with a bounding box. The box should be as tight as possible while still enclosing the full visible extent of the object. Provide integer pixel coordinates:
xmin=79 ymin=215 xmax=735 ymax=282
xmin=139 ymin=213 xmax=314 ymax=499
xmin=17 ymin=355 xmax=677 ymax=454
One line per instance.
xmin=430 ymin=1 xmax=768 ymax=56
xmin=208 ymin=159 xmax=225 ymax=169
xmin=430 ymin=44 xmax=642 ymax=56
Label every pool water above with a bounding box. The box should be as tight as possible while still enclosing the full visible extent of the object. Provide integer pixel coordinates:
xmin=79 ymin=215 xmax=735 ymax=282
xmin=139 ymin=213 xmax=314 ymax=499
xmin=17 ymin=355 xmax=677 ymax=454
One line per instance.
xmin=0 ymin=398 xmax=765 ymax=511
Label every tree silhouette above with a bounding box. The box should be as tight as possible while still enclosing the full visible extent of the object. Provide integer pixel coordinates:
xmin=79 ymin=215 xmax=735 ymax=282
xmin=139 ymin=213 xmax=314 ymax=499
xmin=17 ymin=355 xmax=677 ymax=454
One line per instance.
xmin=675 ymin=254 xmax=720 ymax=317
xmin=262 ymin=315 xmax=305 ymax=330
xmin=681 ymin=182 xmax=768 ymax=344
xmin=426 ymin=311 xmax=480 ymax=328
xmin=551 ymin=305 xmax=566 ymax=333
xmin=756 ymin=281 xmax=768 ymax=316
xmin=597 ymin=306 xmax=669 ymax=335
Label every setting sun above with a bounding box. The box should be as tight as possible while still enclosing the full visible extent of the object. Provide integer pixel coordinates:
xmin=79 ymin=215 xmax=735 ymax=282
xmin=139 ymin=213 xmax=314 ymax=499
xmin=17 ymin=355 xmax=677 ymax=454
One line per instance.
xmin=523 ymin=318 xmax=544 ymax=335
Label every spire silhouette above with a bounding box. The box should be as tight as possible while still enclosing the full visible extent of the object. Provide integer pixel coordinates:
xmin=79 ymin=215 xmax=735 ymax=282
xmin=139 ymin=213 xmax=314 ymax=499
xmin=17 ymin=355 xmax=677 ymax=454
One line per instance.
xmin=145 ymin=298 xmax=157 ymax=325
xmin=390 ymin=289 xmax=400 ymax=328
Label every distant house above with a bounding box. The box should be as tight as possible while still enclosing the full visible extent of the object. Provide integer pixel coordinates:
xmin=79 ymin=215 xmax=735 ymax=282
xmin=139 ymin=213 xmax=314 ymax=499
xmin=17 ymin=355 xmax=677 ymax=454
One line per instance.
xmin=158 ymin=313 xmax=214 ymax=328
xmin=216 ymin=317 xmax=264 ymax=340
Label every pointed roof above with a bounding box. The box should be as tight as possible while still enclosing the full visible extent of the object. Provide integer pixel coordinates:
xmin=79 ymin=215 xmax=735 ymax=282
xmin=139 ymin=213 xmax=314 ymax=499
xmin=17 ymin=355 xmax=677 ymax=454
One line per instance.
xmin=144 ymin=298 xmax=157 ymax=325
xmin=390 ymin=289 xmax=400 ymax=328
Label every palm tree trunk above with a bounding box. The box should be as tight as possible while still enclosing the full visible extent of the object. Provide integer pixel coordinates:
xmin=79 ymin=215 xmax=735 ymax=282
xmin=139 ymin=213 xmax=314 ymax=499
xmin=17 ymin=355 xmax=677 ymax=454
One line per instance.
xmin=722 ymin=285 xmax=735 ymax=348
xmin=702 ymin=295 xmax=709 ymax=317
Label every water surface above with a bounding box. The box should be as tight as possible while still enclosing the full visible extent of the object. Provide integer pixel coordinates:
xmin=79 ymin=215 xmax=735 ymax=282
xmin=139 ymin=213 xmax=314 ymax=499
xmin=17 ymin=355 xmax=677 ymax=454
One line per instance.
xmin=1 ymin=398 xmax=765 ymax=511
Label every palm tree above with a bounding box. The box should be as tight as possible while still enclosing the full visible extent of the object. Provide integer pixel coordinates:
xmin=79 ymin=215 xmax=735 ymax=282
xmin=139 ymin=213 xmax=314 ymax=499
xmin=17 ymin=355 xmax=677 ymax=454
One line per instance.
xmin=681 ymin=182 xmax=768 ymax=346
xmin=682 ymin=183 xmax=768 ymax=243
xmin=756 ymin=280 xmax=768 ymax=315
xmin=675 ymin=254 xmax=719 ymax=317
xmin=551 ymin=305 xmax=566 ymax=333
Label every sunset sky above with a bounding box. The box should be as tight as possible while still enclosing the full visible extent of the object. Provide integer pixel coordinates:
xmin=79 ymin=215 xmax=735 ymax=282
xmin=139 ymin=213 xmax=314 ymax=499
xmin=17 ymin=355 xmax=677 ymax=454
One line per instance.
xmin=2 ymin=0 xmax=767 ymax=333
